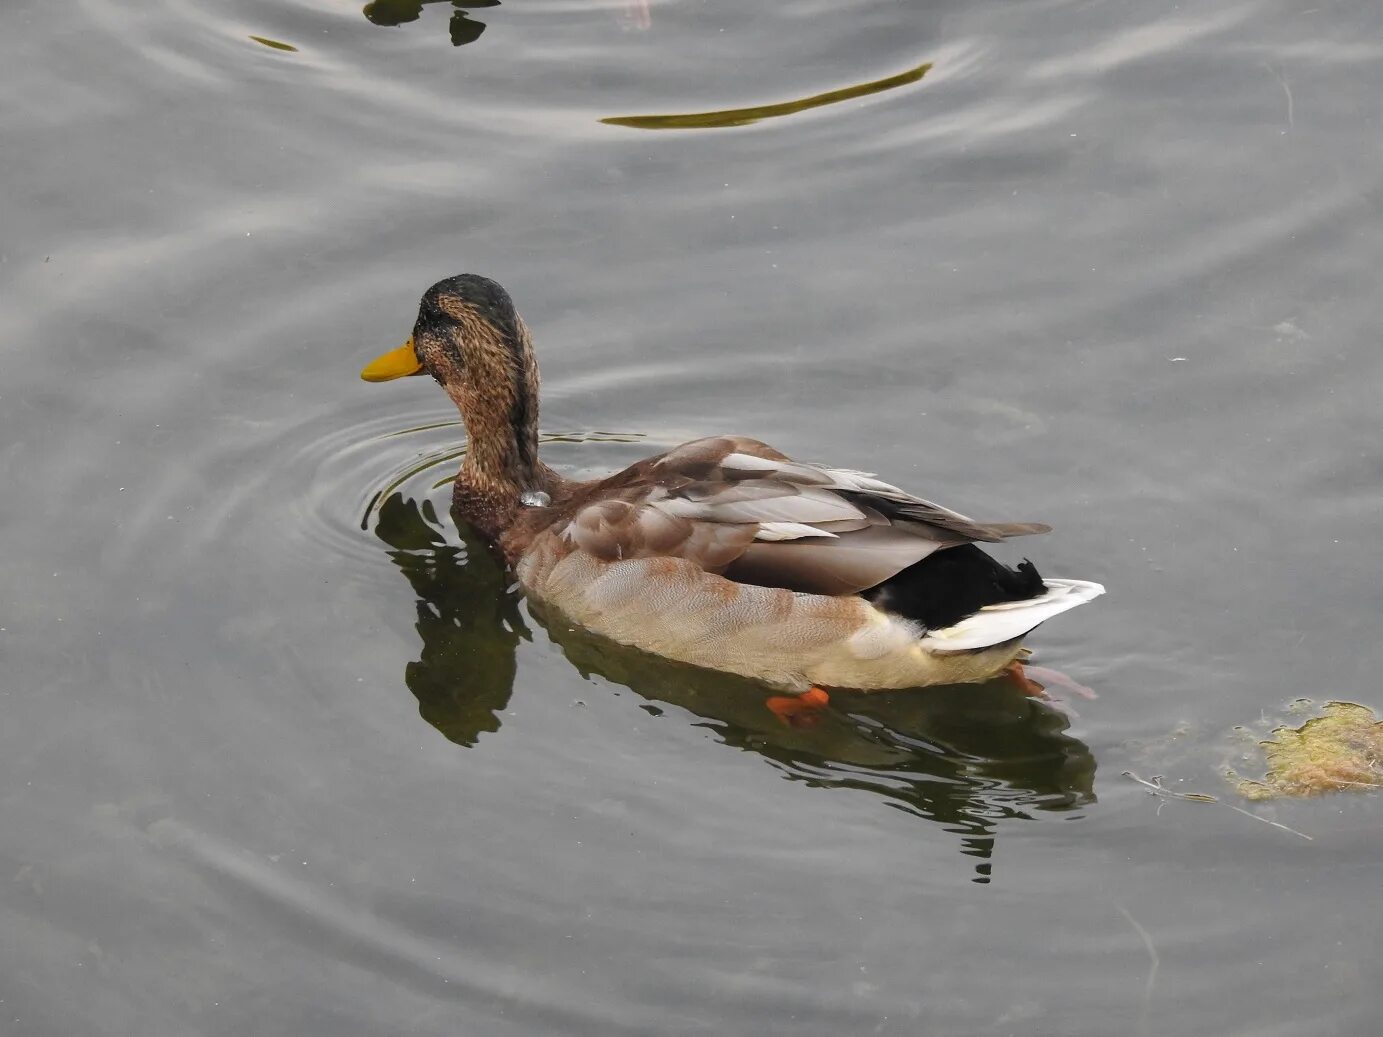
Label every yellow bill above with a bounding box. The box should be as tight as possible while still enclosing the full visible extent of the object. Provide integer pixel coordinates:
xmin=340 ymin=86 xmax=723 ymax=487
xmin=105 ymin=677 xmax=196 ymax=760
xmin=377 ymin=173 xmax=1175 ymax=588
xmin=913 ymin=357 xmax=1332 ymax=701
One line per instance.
xmin=361 ymin=338 xmax=424 ymax=382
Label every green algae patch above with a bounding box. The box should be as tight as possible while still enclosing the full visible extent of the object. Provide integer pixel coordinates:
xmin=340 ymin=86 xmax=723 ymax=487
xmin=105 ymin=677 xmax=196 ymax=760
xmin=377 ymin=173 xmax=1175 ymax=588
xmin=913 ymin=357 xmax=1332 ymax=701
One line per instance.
xmin=1235 ymin=701 xmax=1383 ymax=800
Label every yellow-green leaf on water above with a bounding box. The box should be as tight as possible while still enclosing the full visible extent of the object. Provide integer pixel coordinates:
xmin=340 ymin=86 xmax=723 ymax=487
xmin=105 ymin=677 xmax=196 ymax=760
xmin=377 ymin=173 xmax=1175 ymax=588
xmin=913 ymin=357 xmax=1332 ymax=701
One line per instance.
xmin=1235 ymin=701 xmax=1383 ymax=800
xmin=249 ymin=36 xmax=298 ymax=53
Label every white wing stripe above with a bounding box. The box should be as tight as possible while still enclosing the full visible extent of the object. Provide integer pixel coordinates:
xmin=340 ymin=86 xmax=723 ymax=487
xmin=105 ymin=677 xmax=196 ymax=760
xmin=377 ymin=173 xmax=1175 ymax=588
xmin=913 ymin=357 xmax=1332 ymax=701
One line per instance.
xmin=721 ymin=452 xmax=783 ymax=471
xmin=753 ymin=522 xmax=840 ymax=542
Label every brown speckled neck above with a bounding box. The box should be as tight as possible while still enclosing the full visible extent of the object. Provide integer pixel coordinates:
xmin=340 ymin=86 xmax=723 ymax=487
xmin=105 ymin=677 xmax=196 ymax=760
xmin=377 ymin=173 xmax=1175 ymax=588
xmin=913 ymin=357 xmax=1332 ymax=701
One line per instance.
xmin=452 ymin=461 xmax=569 ymax=547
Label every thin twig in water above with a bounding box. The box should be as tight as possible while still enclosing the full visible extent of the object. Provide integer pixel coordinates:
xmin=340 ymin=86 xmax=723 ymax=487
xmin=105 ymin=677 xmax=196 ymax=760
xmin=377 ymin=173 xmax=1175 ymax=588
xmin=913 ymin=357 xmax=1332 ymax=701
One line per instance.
xmin=1263 ymin=61 xmax=1294 ymax=127
xmin=1219 ymin=800 xmax=1314 ymax=839
xmin=1123 ymin=771 xmax=1216 ymax=802
xmin=1122 ymin=771 xmax=1313 ymax=841
xmin=1114 ymin=902 xmax=1158 ymax=1037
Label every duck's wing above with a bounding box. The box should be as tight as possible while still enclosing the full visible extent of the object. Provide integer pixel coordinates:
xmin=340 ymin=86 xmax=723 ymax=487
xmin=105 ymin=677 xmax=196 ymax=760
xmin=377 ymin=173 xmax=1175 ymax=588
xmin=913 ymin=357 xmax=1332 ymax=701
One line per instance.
xmin=561 ymin=436 xmax=1051 ymax=597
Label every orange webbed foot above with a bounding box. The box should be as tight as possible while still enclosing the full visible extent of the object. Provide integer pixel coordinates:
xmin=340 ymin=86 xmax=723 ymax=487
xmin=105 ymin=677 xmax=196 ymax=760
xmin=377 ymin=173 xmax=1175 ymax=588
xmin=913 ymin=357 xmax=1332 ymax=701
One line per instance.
xmin=765 ymin=687 xmax=830 ymax=728
xmin=1003 ymin=661 xmax=1047 ymax=697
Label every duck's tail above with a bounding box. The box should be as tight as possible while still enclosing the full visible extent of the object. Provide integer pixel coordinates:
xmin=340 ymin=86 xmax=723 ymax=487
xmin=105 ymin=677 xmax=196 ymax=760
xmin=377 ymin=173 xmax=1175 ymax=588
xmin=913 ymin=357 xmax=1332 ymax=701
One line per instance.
xmin=918 ymin=578 xmax=1106 ymax=653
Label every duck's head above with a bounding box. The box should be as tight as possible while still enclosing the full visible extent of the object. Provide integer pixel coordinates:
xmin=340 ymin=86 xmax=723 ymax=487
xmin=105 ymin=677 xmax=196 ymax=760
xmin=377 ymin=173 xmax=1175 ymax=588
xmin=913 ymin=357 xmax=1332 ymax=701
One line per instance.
xmin=362 ymin=273 xmax=525 ymax=387
xmin=362 ymin=274 xmax=544 ymax=495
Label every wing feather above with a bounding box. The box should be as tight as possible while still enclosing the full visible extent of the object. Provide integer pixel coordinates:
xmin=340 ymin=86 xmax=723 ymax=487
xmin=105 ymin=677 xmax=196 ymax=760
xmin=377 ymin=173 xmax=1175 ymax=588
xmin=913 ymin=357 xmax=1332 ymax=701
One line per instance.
xmin=561 ymin=436 xmax=1051 ymax=597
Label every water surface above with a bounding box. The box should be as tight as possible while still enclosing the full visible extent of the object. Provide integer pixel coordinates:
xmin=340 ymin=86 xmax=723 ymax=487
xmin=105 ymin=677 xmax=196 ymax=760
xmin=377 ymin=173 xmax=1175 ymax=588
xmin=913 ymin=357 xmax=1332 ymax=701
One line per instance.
xmin=4 ymin=0 xmax=1382 ymax=1033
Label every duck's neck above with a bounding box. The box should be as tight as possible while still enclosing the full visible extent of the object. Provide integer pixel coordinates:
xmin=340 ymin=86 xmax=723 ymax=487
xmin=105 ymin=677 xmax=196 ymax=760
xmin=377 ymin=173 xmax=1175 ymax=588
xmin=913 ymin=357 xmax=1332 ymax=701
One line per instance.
xmin=456 ymin=396 xmax=539 ymax=496
xmin=447 ymin=322 xmax=555 ymax=538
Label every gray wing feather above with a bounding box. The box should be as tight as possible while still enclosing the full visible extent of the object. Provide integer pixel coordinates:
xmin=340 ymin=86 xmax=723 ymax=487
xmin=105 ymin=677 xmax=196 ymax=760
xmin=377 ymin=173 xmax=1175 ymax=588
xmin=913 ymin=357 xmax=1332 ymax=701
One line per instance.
xmin=564 ymin=438 xmax=1050 ymax=595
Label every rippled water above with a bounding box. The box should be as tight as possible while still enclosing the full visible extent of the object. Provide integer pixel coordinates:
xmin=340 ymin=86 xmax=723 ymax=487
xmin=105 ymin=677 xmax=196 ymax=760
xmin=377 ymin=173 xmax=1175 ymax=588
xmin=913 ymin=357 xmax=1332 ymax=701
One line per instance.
xmin=5 ymin=0 xmax=1383 ymax=1033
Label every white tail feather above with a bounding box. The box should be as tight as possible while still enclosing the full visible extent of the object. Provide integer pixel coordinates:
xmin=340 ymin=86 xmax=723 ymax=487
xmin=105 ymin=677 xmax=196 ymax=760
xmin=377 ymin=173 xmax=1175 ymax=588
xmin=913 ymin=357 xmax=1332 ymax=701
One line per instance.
xmin=918 ymin=578 xmax=1105 ymax=652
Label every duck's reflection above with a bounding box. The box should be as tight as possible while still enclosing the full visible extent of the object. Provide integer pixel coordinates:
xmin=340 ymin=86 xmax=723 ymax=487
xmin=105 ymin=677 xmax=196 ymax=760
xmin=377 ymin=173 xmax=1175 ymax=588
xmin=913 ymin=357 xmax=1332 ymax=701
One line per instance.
xmin=375 ymin=494 xmax=1095 ymax=883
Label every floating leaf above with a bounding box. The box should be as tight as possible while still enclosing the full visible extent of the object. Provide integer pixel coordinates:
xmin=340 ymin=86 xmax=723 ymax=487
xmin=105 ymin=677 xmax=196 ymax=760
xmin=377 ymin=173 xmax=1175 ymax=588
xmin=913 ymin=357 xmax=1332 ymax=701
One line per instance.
xmin=249 ymin=35 xmax=298 ymax=52
xmin=601 ymin=60 xmax=932 ymax=130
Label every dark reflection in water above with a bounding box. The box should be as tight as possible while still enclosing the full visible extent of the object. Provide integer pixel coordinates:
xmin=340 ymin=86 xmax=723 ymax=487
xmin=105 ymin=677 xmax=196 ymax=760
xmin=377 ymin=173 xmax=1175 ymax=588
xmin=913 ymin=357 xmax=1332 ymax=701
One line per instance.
xmin=362 ymin=0 xmax=501 ymax=47
xmin=375 ymin=493 xmax=1096 ymax=882
xmin=375 ymin=493 xmax=527 ymax=744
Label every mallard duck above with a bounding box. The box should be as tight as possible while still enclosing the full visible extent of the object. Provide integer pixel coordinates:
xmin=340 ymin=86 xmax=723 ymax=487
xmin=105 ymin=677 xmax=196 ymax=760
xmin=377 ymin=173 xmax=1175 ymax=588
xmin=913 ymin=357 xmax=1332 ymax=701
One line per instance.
xmin=362 ymin=274 xmax=1103 ymax=715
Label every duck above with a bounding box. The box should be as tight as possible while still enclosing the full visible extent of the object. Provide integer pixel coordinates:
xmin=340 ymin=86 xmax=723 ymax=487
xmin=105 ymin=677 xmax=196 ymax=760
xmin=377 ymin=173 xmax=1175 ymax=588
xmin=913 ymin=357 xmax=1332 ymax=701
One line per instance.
xmin=362 ymin=274 xmax=1104 ymax=719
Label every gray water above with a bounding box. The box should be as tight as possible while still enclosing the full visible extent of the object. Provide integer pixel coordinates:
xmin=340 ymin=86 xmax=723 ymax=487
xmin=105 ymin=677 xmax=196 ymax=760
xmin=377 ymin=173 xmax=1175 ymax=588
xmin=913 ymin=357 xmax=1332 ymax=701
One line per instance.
xmin=4 ymin=0 xmax=1382 ymax=1033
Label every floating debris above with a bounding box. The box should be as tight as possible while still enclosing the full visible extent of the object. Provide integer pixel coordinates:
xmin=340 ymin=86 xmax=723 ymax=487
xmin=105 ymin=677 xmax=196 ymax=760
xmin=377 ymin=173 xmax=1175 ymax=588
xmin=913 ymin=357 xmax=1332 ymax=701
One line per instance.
xmin=249 ymin=36 xmax=299 ymax=52
xmin=1235 ymin=701 xmax=1383 ymax=800
xmin=1124 ymin=771 xmax=1312 ymax=840
xmin=601 ymin=60 xmax=932 ymax=130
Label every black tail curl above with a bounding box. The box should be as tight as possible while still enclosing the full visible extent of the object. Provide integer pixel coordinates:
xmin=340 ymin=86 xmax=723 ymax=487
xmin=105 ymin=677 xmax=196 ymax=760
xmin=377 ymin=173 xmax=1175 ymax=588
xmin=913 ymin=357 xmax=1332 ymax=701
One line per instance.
xmin=861 ymin=545 xmax=1047 ymax=630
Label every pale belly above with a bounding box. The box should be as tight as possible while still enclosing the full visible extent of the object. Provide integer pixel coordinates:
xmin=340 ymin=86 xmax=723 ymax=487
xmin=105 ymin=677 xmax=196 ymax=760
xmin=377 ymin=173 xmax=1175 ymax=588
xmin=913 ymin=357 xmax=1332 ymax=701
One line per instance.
xmin=514 ymin=540 xmax=1024 ymax=692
